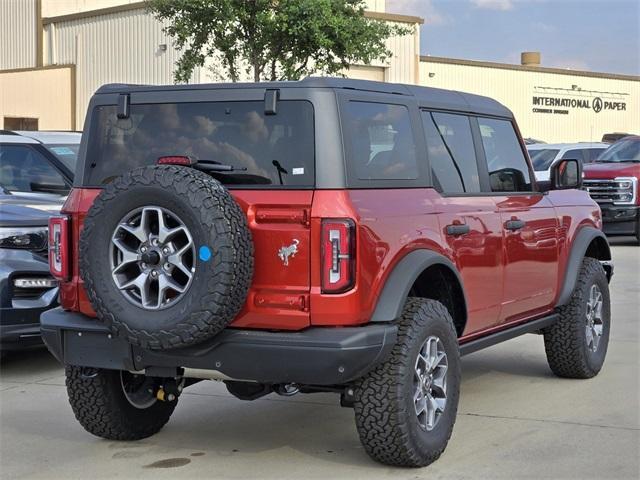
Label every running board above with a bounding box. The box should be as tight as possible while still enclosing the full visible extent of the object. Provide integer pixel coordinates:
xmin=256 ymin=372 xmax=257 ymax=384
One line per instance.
xmin=459 ymin=313 xmax=558 ymax=356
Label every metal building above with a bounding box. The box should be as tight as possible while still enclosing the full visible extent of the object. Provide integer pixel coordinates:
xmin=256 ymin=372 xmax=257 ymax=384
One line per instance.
xmin=420 ymin=54 xmax=639 ymax=143
xmin=0 ymin=0 xmax=637 ymax=143
xmin=0 ymin=0 xmax=421 ymax=130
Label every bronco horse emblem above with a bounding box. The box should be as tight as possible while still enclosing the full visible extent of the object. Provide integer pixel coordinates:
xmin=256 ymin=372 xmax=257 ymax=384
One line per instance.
xmin=278 ymin=239 xmax=300 ymax=266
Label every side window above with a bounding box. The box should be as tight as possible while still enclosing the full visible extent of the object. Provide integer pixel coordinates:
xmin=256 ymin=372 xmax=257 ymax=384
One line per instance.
xmin=477 ymin=118 xmax=532 ymax=192
xmin=421 ymin=111 xmax=480 ymax=194
xmin=584 ymin=148 xmax=604 ymax=163
xmin=0 ymin=145 xmax=69 ymax=194
xmin=561 ymin=149 xmax=586 ymax=162
xmin=344 ymin=101 xmax=418 ymax=180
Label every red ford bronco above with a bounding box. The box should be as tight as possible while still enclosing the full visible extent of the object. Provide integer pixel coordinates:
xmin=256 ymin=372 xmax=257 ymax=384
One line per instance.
xmin=42 ymin=78 xmax=613 ymax=467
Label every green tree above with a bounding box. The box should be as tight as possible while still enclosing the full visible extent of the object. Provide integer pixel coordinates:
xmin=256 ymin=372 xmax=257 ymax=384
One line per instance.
xmin=146 ymin=0 xmax=412 ymax=83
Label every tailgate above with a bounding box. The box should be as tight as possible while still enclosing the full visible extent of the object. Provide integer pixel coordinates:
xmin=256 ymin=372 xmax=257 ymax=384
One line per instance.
xmin=229 ymin=190 xmax=313 ymax=330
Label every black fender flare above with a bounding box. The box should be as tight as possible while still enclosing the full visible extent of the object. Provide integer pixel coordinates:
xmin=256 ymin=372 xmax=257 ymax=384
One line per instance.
xmin=556 ymin=226 xmax=612 ymax=307
xmin=370 ymin=249 xmax=468 ymax=324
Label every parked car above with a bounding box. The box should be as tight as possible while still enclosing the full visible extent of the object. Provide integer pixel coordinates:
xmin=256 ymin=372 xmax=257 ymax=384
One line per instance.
xmin=41 ymin=78 xmax=612 ymax=468
xmin=601 ymin=132 xmax=633 ymax=144
xmin=583 ymin=136 xmax=640 ymax=244
xmin=0 ymin=131 xmax=80 ymax=354
xmin=527 ymin=142 xmax=609 ymax=182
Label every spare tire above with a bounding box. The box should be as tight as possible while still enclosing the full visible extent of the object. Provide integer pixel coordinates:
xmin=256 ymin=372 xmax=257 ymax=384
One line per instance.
xmin=80 ymin=165 xmax=253 ymax=350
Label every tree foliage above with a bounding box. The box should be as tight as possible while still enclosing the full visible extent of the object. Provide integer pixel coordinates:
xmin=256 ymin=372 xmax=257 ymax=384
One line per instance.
xmin=146 ymin=0 xmax=412 ymax=83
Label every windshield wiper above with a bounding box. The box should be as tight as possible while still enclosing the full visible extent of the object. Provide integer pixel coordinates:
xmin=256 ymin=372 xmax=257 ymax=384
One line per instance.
xmin=195 ymin=159 xmax=248 ymax=172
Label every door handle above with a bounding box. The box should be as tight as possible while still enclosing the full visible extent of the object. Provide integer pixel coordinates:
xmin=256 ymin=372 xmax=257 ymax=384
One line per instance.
xmin=505 ymin=219 xmax=526 ymax=231
xmin=446 ymin=224 xmax=470 ymax=236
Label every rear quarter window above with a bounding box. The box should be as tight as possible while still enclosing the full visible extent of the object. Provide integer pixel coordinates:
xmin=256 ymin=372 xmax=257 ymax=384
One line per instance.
xmin=85 ymin=100 xmax=314 ymax=188
xmin=342 ymin=101 xmax=418 ymax=182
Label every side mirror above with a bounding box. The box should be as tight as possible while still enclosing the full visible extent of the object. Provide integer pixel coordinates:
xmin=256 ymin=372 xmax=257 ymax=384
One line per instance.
xmin=550 ymin=158 xmax=582 ymax=190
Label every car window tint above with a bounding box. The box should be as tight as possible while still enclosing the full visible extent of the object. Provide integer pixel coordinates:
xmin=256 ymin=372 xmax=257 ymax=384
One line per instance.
xmin=344 ymin=101 xmax=418 ymax=180
xmin=421 ymin=111 xmax=480 ymax=193
xmin=584 ymin=148 xmax=606 ymax=163
xmin=528 ymin=149 xmax=560 ymax=171
xmin=0 ymin=145 xmax=69 ymax=194
xmin=86 ymin=101 xmax=314 ymax=187
xmin=46 ymin=144 xmax=80 ymax=172
xmin=561 ymin=149 xmax=586 ymax=162
xmin=477 ymin=118 xmax=532 ymax=192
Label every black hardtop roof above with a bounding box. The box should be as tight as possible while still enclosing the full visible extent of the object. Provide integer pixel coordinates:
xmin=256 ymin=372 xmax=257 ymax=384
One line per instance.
xmin=95 ymin=76 xmax=512 ymax=117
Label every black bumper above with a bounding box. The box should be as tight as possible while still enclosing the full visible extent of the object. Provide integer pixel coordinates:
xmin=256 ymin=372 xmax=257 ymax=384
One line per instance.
xmin=0 ymin=323 xmax=43 ymax=350
xmin=600 ymin=205 xmax=639 ymax=236
xmin=41 ymin=308 xmax=397 ymax=385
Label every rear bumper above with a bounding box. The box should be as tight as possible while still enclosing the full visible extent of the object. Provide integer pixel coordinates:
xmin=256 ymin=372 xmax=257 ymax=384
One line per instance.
xmin=41 ymin=308 xmax=397 ymax=385
xmin=600 ymin=205 xmax=639 ymax=236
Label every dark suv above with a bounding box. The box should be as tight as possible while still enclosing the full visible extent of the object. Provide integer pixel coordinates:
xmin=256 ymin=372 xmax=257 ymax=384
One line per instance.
xmin=41 ymin=78 xmax=612 ymax=468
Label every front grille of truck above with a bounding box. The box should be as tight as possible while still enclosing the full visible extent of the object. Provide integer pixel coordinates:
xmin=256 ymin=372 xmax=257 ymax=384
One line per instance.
xmin=583 ymin=177 xmax=637 ymax=205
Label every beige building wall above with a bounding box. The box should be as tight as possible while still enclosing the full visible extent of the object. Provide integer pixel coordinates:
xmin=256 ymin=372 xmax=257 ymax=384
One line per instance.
xmin=0 ymin=0 xmax=38 ymax=70
xmin=42 ymin=0 xmax=139 ymax=17
xmin=44 ymin=7 xmax=201 ymax=129
xmin=0 ymin=66 xmax=74 ymax=130
xmin=43 ymin=5 xmax=420 ymax=127
xmin=420 ymin=58 xmax=640 ymax=143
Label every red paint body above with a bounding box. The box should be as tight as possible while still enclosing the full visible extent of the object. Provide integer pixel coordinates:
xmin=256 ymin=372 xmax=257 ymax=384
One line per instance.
xmin=58 ymin=183 xmax=600 ymax=341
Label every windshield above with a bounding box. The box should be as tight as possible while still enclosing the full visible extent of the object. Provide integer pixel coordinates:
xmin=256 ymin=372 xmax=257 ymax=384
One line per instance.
xmin=596 ymin=138 xmax=640 ymax=162
xmin=528 ymin=149 xmax=560 ymax=171
xmin=45 ymin=144 xmax=80 ymax=172
xmin=85 ymin=100 xmax=315 ymax=187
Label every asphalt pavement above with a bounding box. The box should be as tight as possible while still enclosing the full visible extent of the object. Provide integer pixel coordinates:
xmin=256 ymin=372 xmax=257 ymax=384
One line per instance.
xmin=1 ymin=238 xmax=638 ymax=479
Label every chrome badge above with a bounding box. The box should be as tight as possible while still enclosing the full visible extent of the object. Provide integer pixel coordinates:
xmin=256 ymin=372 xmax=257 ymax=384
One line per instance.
xmin=278 ymin=239 xmax=300 ymax=266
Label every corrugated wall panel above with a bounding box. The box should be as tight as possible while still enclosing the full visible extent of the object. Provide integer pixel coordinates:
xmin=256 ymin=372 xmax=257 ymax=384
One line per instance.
xmin=419 ymin=61 xmax=640 ymax=143
xmin=47 ymin=7 xmax=200 ymax=127
xmin=0 ymin=0 xmax=37 ymax=69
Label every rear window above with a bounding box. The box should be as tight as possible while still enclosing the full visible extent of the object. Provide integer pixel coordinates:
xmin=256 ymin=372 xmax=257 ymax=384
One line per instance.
xmin=85 ymin=101 xmax=314 ymax=187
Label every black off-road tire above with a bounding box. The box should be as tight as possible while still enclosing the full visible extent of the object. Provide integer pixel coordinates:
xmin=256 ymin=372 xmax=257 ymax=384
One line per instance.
xmin=543 ymin=257 xmax=610 ymax=379
xmin=80 ymin=165 xmax=253 ymax=350
xmin=65 ymin=366 xmax=177 ymax=440
xmin=353 ymin=298 xmax=461 ymax=467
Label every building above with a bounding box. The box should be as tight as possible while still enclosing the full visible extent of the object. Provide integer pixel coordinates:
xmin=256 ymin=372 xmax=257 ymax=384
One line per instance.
xmin=1 ymin=0 xmax=638 ymax=143
xmin=420 ymin=54 xmax=639 ymax=143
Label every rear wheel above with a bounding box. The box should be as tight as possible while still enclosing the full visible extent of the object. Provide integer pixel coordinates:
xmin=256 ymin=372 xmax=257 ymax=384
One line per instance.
xmin=543 ymin=257 xmax=610 ymax=378
xmin=353 ymin=298 xmax=461 ymax=467
xmin=65 ymin=366 xmax=178 ymax=440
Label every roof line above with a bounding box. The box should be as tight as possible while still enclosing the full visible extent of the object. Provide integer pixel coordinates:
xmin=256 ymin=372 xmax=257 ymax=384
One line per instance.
xmin=420 ymin=55 xmax=640 ymax=82
xmin=43 ymin=1 xmax=147 ymax=24
xmin=43 ymin=3 xmax=423 ymax=26
xmin=363 ymin=11 xmax=424 ymax=25
xmin=0 ymin=64 xmax=75 ymax=74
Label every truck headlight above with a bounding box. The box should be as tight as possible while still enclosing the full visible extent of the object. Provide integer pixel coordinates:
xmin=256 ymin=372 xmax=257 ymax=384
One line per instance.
xmin=0 ymin=227 xmax=48 ymax=250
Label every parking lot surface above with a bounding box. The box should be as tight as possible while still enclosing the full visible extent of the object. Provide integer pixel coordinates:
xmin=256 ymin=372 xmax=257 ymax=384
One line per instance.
xmin=1 ymin=239 xmax=639 ymax=480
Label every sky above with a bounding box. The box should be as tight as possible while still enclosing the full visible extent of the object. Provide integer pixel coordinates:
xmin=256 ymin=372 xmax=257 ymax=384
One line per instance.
xmin=386 ymin=0 xmax=640 ymax=75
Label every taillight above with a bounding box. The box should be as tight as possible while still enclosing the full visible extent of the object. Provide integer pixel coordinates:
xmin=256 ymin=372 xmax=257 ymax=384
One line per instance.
xmin=49 ymin=215 xmax=70 ymax=280
xmin=157 ymin=155 xmax=195 ymax=166
xmin=321 ymin=219 xmax=355 ymax=293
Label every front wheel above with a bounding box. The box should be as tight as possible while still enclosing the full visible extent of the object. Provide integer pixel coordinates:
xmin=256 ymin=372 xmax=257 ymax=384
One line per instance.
xmin=353 ymin=298 xmax=461 ymax=467
xmin=543 ymin=257 xmax=611 ymax=378
xmin=65 ymin=366 xmax=178 ymax=440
